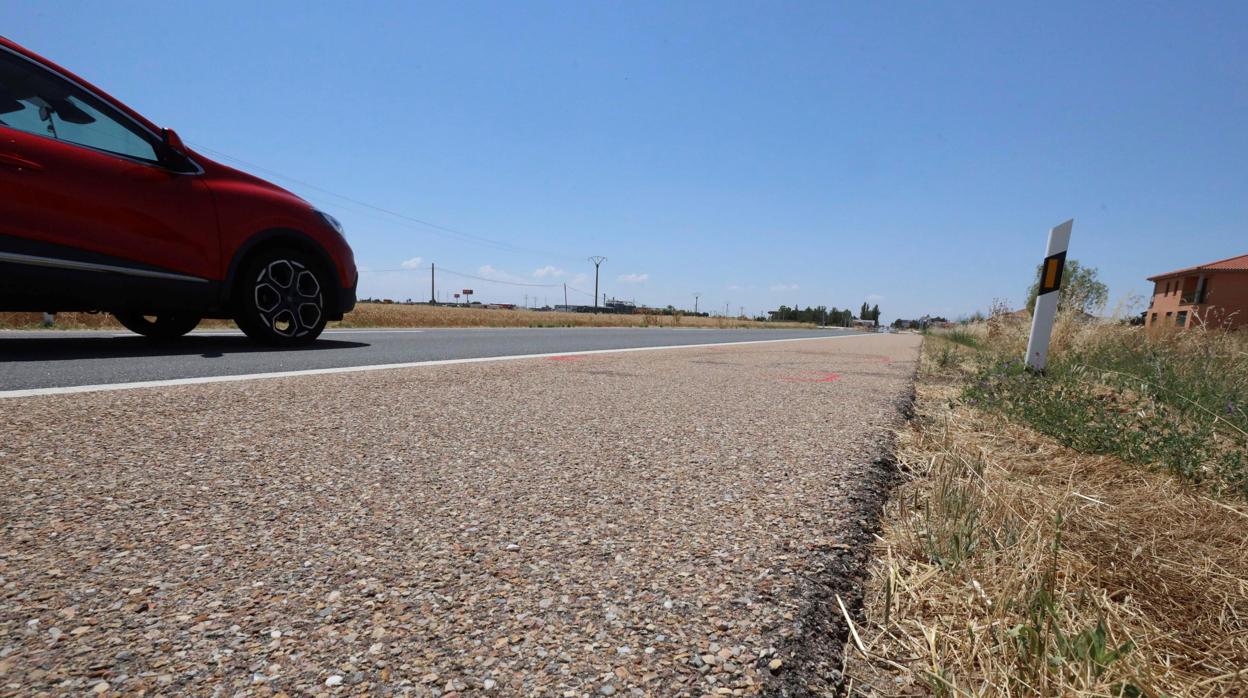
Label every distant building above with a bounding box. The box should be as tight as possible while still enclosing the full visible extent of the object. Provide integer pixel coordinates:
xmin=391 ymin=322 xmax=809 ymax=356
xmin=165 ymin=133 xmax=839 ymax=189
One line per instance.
xmin=1146 ymin=253 xmax=1248 ymax=330
xmin=603 ymin=298 xmax=637 ymax=314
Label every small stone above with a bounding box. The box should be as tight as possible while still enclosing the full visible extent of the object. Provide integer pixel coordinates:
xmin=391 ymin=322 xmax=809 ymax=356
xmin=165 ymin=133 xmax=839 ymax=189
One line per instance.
xmin=768 ymin=659 xmax=783 ymax=671
xmin=327 ymin=591 xmax=342 ymax=603
xmin=505 ymin=543 xmax=520 ymax=552
xmin=599 ymin=685 xmax=617 ymax=696
xmin=483 ymin=678 xmax=497 ymax=690
xmin=92 ymin=682 xmax=110 ymax=694
xmin=325 ymin=675 xmax=343 ymax=687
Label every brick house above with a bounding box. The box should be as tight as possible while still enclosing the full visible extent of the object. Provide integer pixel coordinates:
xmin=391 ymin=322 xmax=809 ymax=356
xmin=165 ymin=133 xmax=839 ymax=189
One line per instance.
xmin=1146 ymin=253 xmax=1248 ymax=330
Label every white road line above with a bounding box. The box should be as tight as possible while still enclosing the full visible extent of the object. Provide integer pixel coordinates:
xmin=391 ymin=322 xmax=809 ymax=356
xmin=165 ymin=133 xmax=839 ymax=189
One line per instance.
xmin=0 ymin=334 xmax=869 ymax=399
xmin=0 ymin=328 xmax=427 ymax=337
xmin=175 ymin=329 xmax=429 ymax=337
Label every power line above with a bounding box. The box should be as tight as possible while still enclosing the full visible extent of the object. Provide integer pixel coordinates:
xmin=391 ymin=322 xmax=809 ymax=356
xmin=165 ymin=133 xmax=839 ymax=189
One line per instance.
xmin=360 ymin=264 xmax=568 ymax=288
xmin=183 ymin=144 xmax=739 ymax=311
xmin=360 ymin=264 xmax=594 ymax=300
xmin=187 ymin=142 xmax=579 ymax=261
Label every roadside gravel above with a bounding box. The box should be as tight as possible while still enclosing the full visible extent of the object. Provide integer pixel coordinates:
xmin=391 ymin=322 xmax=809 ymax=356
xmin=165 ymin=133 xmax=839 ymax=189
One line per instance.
xmin=0 ymin=334 xmax=919 ymax=696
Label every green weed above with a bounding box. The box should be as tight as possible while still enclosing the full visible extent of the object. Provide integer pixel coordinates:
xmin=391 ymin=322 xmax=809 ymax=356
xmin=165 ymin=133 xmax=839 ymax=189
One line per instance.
xmin=962 ymin=329 xmax=1248 ymax=497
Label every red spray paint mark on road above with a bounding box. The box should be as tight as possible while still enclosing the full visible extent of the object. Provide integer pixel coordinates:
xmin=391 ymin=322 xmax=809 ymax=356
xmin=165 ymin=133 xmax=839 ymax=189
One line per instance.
xmin=547 ymin=355 xmax=585 ymax=362
xmin=779 ymin=371 xmax=841 ymax=383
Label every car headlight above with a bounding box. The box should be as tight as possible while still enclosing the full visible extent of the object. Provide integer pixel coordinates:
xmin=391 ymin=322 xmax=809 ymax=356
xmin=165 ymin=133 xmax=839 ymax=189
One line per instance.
xmin=316 ymin=210 xmax=346 ymax=238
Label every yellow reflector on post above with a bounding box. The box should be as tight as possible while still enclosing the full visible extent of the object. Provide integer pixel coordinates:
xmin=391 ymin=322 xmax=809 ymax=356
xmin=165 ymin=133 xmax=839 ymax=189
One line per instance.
xmin=1039 ymin=251 xmax=1067 ymax=295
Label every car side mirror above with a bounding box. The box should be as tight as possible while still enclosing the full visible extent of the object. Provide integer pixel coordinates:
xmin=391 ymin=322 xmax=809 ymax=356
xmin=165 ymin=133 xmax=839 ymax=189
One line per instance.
xmin=162 ymin=128 xmax=187 ymax=153
xmin=160 ymin=128 xmax=196 ymax=172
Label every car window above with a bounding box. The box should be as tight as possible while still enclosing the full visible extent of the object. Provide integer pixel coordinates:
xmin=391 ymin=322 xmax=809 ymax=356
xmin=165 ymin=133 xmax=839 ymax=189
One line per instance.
xmin=0 ymin=48 xmax=158 ymax=163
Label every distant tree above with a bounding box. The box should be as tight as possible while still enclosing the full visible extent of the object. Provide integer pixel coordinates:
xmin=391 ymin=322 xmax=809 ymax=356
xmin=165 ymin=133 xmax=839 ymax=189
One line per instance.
xmin=1025 ymin=259 xmax=1108 ymax=315
xmin=870 ymin=304 xmax=880 ymax=322
xmin=768 ymin=304 xmax=862 ymax=326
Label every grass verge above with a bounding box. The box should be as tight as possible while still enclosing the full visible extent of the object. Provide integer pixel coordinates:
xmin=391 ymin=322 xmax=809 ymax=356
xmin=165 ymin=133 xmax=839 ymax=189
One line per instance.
xmin=843 ymin=322 xmax=1248 ymax=696
xmin=0 ymin=302 xmax=816 ymax=331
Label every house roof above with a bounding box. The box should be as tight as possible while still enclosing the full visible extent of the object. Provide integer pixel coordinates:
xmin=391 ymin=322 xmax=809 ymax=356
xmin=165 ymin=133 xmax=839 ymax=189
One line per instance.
xmin=1147 ymin=252 xmax=1248 ymax=281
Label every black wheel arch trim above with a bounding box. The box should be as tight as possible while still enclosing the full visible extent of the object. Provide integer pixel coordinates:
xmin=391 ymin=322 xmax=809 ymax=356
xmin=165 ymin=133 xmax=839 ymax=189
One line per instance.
xmin=222 ymin=228 xmax=346 ymax=316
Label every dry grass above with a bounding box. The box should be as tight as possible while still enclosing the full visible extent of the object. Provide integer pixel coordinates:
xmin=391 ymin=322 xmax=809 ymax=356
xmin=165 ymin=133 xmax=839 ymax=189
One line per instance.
xmin=0 ymin=302 xmax=815 ymax=331
xmin=844 ymin=332 xmax=1248 ymax=697
xmin=333 ymin=302 xmax=814 ymax=329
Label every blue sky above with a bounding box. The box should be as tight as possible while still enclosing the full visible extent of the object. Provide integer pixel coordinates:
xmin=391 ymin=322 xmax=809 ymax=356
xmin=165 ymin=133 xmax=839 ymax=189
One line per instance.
xmin=8 ymin=2 xmax=1247 ymax=320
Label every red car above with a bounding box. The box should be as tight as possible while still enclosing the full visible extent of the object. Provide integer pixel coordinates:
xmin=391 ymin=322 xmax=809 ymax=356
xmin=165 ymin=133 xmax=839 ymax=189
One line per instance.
xmin=0 ymin=37 xmax=356 ymax=345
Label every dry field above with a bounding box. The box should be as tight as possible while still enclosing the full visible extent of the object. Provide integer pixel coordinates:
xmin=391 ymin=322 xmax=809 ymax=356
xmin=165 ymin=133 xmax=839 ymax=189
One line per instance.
xmin=0 ymin=303 xmax=814 ymax=331
xmin=844 ymin=320 xmax=1248 ymax=696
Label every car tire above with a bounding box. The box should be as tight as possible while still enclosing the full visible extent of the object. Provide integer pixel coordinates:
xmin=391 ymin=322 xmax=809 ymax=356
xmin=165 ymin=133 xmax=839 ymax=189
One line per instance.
xmin=113 ymin=312 xmax=201 ymax=340
xmin=233 ymin=247 xmax=329 ymax=346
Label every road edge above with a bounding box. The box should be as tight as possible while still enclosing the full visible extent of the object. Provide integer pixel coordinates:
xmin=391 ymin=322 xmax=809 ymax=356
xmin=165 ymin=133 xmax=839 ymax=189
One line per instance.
xmin=765 ymin=376 xmax=919 ymax=696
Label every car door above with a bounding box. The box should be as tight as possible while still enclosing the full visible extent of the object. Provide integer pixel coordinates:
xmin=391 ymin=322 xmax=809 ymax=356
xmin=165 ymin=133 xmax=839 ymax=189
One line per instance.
xmin=0 ymin=45 xmax=219 ymax=284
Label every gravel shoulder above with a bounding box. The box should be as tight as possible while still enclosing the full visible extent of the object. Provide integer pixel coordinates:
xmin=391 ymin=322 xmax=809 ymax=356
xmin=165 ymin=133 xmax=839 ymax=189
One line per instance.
xmin=0 ymin=334 xmax=920 ymax=696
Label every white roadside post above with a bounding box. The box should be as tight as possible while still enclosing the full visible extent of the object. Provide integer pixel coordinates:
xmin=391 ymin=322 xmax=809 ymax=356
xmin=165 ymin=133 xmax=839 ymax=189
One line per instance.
xmin=1024 ymin=219 xmax=1074 ymax=372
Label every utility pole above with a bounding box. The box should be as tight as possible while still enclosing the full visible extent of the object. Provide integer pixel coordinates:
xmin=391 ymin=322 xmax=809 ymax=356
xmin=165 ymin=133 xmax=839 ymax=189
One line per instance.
xmin=693 ymin=293 xmax=701 ymax=315
xmin=725 ymin=301 xmax=730 ymax=317
xmin=589 ymin=256 xmax=606 ymax=313
xmin=430 ymin=262 xmax=436 ymax=304
xmin=563 ymin=283 xmax=568 ymax=309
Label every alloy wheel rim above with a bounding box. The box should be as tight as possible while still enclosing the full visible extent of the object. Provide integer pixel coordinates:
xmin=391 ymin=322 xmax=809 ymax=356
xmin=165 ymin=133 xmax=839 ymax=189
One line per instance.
xmin=253 ymin=259 xmax=322 ymax=337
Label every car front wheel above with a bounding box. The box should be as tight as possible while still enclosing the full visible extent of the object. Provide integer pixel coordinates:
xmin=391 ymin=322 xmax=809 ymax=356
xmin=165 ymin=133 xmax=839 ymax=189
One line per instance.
xmin=113 ymin=312 xmax=201 ymax=340
xmin=234 ymin=248 xmax=329 ymax=346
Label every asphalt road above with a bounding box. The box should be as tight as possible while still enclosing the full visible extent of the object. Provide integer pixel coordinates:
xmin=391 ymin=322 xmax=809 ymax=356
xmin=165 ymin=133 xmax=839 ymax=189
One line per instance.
xmin=0 ymin=327 xmax=856 ymax=392
xmin=1 ymin=333 xmax=920 ymax=695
